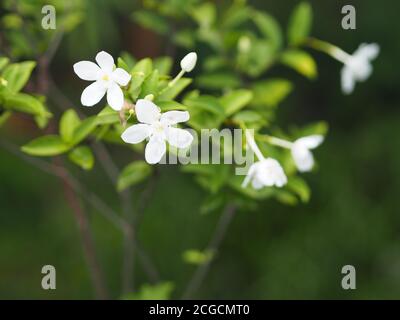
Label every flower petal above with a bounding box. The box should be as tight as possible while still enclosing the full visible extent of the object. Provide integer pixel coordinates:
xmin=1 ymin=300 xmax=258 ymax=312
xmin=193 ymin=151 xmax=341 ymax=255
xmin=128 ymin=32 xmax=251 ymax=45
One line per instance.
xmin=341 ymin=66 xmax=355 ymax=95
xmin=135 ymin=99 xmax=161 ymax=124
xmin=160 ymin=111 xmax=190 ymax=125
xmin=81 ymin=81 xmax=106 ymax=106
xmin=296 ymin=135 xmax=324 ymax=149
xmin=112 ymin=68 xmax=131 ymax=86
xmin=95 ymin=51 xmax=114 ymax=73
xmin=165 ymin=127 xmax=193 ymax=148
xmin=107 ymin=82 xmax=124 ymax=111
xmin=121 ymin=124 xmax=151 ymax=144
xmin=355 ymin=43 xmax=380 ymax=61
xmin=145 ymin=136 xmax=166 ymax=164
xmin=291 ymin=145 xmax=314 ymax=172
xmin=73 ymin=61 xmax=101 ymax=81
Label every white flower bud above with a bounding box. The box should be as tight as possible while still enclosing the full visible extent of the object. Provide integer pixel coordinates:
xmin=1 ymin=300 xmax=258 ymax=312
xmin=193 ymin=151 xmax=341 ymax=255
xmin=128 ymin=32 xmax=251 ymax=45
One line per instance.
xmin=180 ymin=52 xmax=197 ymax=72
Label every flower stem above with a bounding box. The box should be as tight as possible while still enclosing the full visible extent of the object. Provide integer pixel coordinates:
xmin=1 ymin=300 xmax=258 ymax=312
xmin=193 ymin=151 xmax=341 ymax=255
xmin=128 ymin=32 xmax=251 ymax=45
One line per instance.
xmin=245 ymin=130 xmax=265 ymax=161
xmin=260 ymin=134 xmax=293 ymax=149
xmin=168 ymin=69 xmax=185 ymax=87
xmin=305 ymin=37 xmax=352 ymax=64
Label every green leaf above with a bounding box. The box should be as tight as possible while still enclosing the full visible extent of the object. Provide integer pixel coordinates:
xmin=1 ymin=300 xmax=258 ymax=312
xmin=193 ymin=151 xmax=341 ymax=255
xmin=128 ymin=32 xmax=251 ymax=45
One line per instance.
xmin=296 ymin=121 xmax=328 ymax=137
xmin=4 ymin=93 xmax=51 ymax=117
xmin=21 ymin=135 xmax=70 ymax=156
xmin=243 ymin=40 xmax=276 ymax=77
xmin=122 ymin=282 xmax=174 ymax=300
xmin=158 ymin=78 xmax=192 ymax=101
xmin=287 ymin=2 xmax=312 ymax=46
xmin=153 ymin=56 xmax=173 ymax=75
xmin=184 ymin=95 xmax=224 ymax=116
xmin=251 ymin=79 xmax=293 ymax=107
xmin=287 ymin=176 xmax=310 ymax=203
xmin=196 ymin=72 xmax=241 ymax=90
xmin=0 ymin=57 xmax=10 ymax=71
xmin=222 ymin=1 xmax=250 ymax=29
xmin=140 ymin=69 xmax=159 ymax=98
xmin=117 ymin=161 xmax=153 ymax=192
xmin=183 ymin=249 xmax=214 ymax=265
xmin=60 ymin=109 xmax=81 ymax=143
xmin=96 ymin=106 xmax=120 ymax=125
xmin=156 ymin=100 xmax=187 ymax=112
xmin=117 ymin=57 xmax=129 ymax=71
xmin=252 ymin=11 xmax=282 ymax=50
xmin=129 ymin=73 xmax=146 ymax=101
xmin=0 ymin=111 xmax=12 ymax=127
xmin=189 ymin=2 xmax=216 ymax=29
xmin=68 ymin=146 xmax=94 ymax=170
xmin=70 ymin=117 xmax=97 ymax=146
xmin=280 ymin=49 xmax=317 ymax=79
xmin=220 ymin=89 xmax=253 ymax=116
xmin=2 ymin=61 xmax=36 ymax=93
xmin=131 ymin=10 xmax=169 ymax=34
xmin=132 ymin=58 xmax=152 ymax=78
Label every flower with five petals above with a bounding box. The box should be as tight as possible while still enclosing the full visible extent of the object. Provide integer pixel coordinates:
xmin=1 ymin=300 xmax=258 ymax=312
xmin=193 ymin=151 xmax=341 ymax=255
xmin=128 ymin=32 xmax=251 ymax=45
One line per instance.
xmin=121 ymin=99 xmax=193 ymax=164
xmin=73 ymin=51 xmax=131 ymax=111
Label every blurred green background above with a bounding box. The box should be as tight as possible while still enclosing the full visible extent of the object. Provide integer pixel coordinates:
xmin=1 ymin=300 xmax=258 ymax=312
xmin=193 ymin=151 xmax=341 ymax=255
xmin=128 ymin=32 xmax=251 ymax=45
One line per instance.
xmin=1 ymin=0 xmax=400 ymax=299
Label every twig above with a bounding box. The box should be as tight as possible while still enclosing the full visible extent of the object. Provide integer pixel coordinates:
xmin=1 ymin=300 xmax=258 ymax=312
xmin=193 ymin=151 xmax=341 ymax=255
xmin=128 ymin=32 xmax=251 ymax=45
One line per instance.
xmin=182 ymin=204 xmax=237 ymax=299
xmin=0 ymin=140 xmax=160 ymax=286
xmin=55 ymin=157 xmax=108 ymax=299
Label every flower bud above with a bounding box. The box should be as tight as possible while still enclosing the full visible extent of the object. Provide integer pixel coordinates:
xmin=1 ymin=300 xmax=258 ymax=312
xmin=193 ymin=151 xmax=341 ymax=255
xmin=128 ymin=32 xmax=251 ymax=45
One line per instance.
xmin=180 ymin=52 xmax=197 ymax=72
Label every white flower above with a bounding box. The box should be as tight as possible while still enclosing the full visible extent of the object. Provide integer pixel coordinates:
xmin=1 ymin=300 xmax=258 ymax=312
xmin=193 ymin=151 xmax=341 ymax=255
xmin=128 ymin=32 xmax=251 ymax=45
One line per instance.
xmin=242 ymin=158 xmax=287 ymax=189
xmin=341 ymin=43 xmax=380 ymax=94
xmin=121 ymin=99 xmax=193 ymax=164
xmin=291 ymin=135 xmax=324 ymax=172
xmin=180 ymin=52 xmax=197 ymax=72
xmin=73 ymin=51 xmax=131 ymax=111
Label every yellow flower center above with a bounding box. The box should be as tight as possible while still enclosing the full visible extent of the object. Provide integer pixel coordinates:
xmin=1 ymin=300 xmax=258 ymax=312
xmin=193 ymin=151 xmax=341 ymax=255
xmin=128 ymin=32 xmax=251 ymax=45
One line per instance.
xmin=102 ymin=74 xmax=110 ymax=81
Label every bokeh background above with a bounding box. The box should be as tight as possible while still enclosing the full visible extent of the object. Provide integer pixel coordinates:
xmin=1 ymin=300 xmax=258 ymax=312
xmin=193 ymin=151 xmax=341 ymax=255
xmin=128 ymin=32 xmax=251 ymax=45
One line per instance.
xmin=1 ymin=0 xmax=399 ymax=299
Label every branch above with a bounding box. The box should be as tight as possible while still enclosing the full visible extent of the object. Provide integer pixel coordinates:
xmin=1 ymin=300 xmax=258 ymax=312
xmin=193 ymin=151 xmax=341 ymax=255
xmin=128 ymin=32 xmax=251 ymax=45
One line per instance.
xmin=55 ymin=158 xmax=108 ymax=299
xmin=0 ymin=140 xmax=159 ymax=284
xmin=182 ymin=204 xmax=237 ymax=299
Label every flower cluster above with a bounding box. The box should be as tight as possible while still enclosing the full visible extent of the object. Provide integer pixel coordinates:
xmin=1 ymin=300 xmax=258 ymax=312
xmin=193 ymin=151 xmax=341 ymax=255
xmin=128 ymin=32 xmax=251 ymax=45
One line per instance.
xmin=73 ymin=51 xmax=198 ymax=164
xmin=72 ymin=42 xmax=377 ymax=193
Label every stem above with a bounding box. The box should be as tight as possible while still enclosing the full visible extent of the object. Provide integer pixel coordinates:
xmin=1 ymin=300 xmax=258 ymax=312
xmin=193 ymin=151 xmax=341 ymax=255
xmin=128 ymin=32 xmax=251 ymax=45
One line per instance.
xmin=55 ymin=158 xmax=108 ymax=299
xmin=182 ymin=204 xmax=237 ymax=299
xmin=261 ymin=135 xmax=293 ymax=149
xmin=245 ymin=130 xmax=264 ymax=161
xmin=306 ymin=37 xmax=352 ymax=64
xmin=0 ymin=140 xmax=160 ymax=284
xmin=168 ymin=69 xmax=185 ymax=88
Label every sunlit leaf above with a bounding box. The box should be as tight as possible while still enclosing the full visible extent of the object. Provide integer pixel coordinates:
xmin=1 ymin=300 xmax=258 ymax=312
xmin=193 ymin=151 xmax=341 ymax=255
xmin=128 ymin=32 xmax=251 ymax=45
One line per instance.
xmin=251 ymin=79 xmax=293 ymax=107
xmin=59 ymin=109 xmax=81 ymax=143
xmin=68 ymin=146 xmax=94 ymax=170
xmin=2 ymin=61 xmax=36 ymax=93
xmin=21 ymin=135 xmax=70 ymax=156
xmin=287 ymin=2 xmax=312 ymax=46
xmin=280 ymin=50 xmax=317 ymax=79
xmin=117 ymin=161 xmax=153 ymax=191
xmin=220 ymin=89 xmax=253 ymax=116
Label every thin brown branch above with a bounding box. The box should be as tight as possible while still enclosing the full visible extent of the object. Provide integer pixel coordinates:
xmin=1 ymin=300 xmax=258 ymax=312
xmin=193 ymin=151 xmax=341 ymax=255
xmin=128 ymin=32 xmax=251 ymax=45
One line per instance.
xmin=182 ymin=204 xmax=237 ymax=299
xmin=55 ymin=158 xmax=108 ymax=299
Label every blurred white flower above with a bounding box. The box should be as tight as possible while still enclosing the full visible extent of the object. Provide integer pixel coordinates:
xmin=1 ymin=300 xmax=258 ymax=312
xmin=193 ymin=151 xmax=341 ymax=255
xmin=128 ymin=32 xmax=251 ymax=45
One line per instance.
xmin=340 ymin=43 xmax=380 ymax=94
xmin=121 ymin=99 xmax=193 ymax=164
xmin=242 ymin=158 xmax=287 ymax=189
xmin=73 ymin=51 xmax=131 ymax=111
xmin=291 ymin=135 xmax=324 ymax=172
xmin=180 ymin=52 xmax=197 ymax=72
xmin=242 ymin=130 xmax=287 ymax=189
